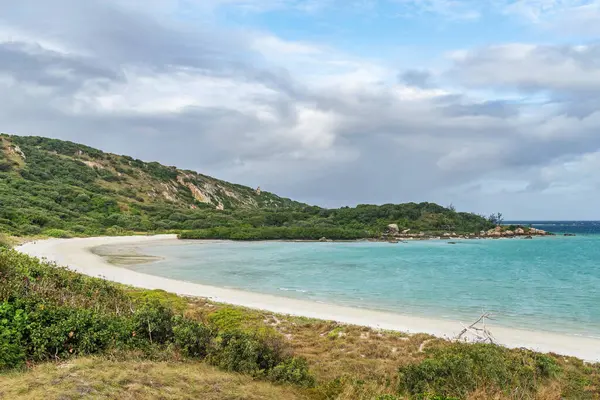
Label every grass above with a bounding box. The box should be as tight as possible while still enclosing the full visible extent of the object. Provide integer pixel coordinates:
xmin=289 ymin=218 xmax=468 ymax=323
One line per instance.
xmin=2 ymin=250 xmax=600 ymax=399
xmin=0 ymin=357 xmax=310 ymax=400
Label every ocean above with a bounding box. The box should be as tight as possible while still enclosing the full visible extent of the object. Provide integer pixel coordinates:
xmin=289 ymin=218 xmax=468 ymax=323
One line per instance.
xmin=130 ymin=221 xmax=600 ymax=338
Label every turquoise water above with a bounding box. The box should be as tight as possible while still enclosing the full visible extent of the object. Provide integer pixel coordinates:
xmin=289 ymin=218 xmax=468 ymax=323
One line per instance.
xmin=131 ymin=226 xmax=600 ymax=337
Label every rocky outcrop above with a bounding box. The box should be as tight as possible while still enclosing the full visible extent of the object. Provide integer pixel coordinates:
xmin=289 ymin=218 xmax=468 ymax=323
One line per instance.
xmin=387 ymin=224 xmax=400 ymax=234
xmin=8 ymin=145 xmax=26 ymax=160
xmin=82 ymin=160 xmax=104 ymax=169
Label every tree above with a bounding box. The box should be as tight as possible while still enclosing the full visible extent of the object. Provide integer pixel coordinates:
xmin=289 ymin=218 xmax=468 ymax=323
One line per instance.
xmin=488 ymin=212 xmax=504 ymax=225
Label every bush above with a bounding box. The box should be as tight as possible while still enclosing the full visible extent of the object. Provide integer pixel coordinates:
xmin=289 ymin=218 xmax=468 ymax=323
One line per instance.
xmin=397 ymin=343 xmax=561 ymax=399
xmin=44 ymin=229 xmax=72 ymax=238
xmin=268 ymin=357 xmax=315 ymax=387
xmin=20 ymin=225 xmax=42 ymax=235
xmin=209 ymin=331 xmax=284 ymax=376
xmin=0 ymin=303 xmax=27 ymax=370
xmin=132 ymin=300 xmax=174 ymax=344
xmin=0 ymin=234 xmax=11 ymax=249
xmin=172 ymin=317 xmax=214 ymax=358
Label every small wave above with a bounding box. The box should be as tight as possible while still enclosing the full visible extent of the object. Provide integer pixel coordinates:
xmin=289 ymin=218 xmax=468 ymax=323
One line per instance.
xmin=279 ymin=287 xmax=308 ymax=293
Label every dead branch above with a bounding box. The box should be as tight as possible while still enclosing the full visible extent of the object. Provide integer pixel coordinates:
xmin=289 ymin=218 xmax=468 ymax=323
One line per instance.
xmin=455 ymin=311 xmax=496 ymax=344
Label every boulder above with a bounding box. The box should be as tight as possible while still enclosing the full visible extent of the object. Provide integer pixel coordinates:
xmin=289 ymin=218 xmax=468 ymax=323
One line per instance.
xmin=564 ymin=233 xmax=576 ymax=237
xmin=524 ymin=235 xmax=533 ymax=240
xmin=387 ymin=224 xmax=400 ymax=234
xmin=515 ymin=228 xmax=525 ymax=235
xmin=495 ymin=226 xmax=503 ymax=232
xmin=505 ymin=230 xmax=514 ymax=236
xmin=402 ymin=229 xmax=411 ymax=234
xmin=319 ymin=237 xmax=328 ymax=242
xmin=443 ymin=232 xmax=451 ymax=237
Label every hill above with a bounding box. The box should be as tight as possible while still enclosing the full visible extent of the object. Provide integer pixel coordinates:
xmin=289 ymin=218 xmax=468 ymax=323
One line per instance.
xmin=0 ymin=134 xmax=494 ymax=239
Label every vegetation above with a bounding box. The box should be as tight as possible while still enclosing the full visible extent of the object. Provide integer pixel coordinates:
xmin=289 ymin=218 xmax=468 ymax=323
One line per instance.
xmin=0 ymin=134 xmax=494 ymax=240
xmin=0 ymin=250 xmax=314 ymax=388
xmin=1 ymin=250 xmax=599 ymax=399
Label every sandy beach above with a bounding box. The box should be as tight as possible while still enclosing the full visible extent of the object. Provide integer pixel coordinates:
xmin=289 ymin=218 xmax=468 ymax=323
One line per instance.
xmin=16 ymin=235 xmax=600 ymax=362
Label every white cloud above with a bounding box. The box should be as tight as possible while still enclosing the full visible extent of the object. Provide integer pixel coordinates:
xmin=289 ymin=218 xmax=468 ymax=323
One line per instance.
xmin=3 ymin=0 xmax=600 ymax=218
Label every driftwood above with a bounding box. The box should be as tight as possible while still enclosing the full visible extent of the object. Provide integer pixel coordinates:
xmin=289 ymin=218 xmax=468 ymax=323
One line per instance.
xmin=455 ymin=312 xmax=496 ymax=344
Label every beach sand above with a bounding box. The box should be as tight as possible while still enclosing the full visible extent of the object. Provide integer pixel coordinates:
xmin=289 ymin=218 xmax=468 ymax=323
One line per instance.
xmin=16 ymin=235 xmax=600 ymax=362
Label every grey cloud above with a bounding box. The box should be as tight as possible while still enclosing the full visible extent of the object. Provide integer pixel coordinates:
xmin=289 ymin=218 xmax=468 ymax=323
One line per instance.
xmin=2 ymin=0 xmax=600 ymax=218
xmin=399 ymin=69 xmax=433 ymax=88
xmin=0 ymin=42 xmax=122 ymax=91
xmin=448 ymin=43 xmax=600 ymax=94
xmin=441 ymin=100 xmax=520 ymax=118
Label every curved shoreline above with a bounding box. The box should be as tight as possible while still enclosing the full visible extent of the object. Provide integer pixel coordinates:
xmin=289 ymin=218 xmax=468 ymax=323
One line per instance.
xmin=16 ymin=235 xmax=600 ymax=362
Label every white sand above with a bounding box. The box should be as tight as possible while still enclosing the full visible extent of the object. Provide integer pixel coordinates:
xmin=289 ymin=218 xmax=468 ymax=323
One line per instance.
xmin=16 ymin=235 xmax=600 ymax=362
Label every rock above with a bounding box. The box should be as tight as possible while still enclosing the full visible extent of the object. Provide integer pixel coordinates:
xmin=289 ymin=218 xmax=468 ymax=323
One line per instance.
xmin=515 ymin=228 xmax=525 ymax=235
xmin=419 ymin=232 xmax=425 ymax=237
xmin=537 ymin=229 xmax=547 ymax=235
xmin=255 ymin=186 xmax=261 ymax=195
xmin=448 ymin=242 xmax=457 ymax=245
xmin=443 ymin=232 xmax=451 ymax=237
xmin=387 ymin=224 xmax=399 ymax=234
xmin=505 ymin=230 xmax=514 ymax=236
xmin=495 ymin=226 xmax=503 ymax=232
xmin=524 ymin=235 xmax=533 ymax=239
xmin=319 ymin=237 xmax=328 ymax=242
xmin=564 ymin=233 xmax=576 ymax=237
xmin=402 ymin=229 xmax=411 ymax=234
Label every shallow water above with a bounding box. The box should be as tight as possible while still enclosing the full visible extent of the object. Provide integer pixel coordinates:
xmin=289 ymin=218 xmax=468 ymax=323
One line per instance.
xmin=124 ymin=222 xmax=600 ymax=338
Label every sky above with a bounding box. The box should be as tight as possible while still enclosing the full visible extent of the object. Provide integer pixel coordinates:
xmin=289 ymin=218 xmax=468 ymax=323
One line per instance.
xmin=1 ymin=0 xmax=600 ymax=219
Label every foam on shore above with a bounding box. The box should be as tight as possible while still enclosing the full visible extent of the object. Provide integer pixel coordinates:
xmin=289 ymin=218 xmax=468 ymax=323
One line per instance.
xmin=16 ymin=235 xmax=600 ymax=362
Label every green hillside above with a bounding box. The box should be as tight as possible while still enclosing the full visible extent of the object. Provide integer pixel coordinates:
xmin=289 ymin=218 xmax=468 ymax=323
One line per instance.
xmin=0 ymin=134 xmax=494 ymax=239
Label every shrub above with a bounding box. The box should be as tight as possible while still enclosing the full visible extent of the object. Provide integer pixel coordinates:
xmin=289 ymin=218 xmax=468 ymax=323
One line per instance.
xmin=397 ymin=343 xmax=561 ymax=399
xmin=70 ymin=225 xmax=87 ymax=233
xmin=129 ymin=289 xmax=187 ymax=313
xmin=44 ymin=229 xmax=72 ymax=238
xmin=268 ymin=357 xmax=315 ymax=387
xmin=0 ymin=303 xmax=27 ymax=370
xmin=132 ymin=300 xmax=174 ymax=344
xmin=208 ymin=307 xmax=246 ymax=332
xmin=172 ymin=317 xmax=214 ymax=358
xmin=0 ymin=234 xmax=11 ymax=249
xmin=209 ymin=331 xmax=284 ymax=376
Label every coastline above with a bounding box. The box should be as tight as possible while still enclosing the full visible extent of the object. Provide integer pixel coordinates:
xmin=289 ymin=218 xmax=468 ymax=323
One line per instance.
xmin=15 ymin=235 xmax=600 ymax=362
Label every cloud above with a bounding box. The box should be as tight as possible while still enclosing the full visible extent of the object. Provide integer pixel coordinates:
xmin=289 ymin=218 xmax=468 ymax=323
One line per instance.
xmin=399 ymin=69 xmax=434 ymax=88
xmin=1 ymin=0 xmax=600 ymax=218
xmin=447 ymin=43 xmax=600 ymax=94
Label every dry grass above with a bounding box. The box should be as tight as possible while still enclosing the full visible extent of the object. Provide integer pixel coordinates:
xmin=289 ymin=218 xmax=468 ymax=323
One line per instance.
xmin=0 ymin=357 xmax=310 ymax=400
xmin=2 ymin=283 xmax=599 ymax=399
xmin=177 ymin=297 xmax=600 ymax=400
